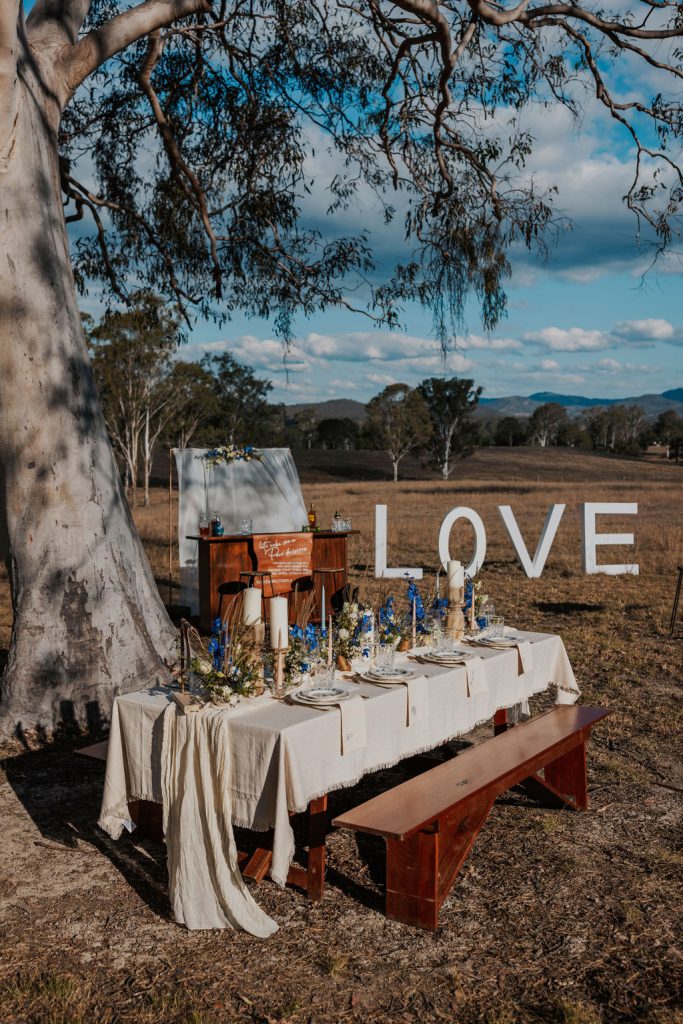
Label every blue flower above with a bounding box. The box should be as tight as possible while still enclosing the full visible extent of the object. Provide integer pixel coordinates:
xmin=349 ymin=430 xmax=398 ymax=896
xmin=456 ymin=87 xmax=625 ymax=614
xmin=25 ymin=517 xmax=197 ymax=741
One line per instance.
xmin=289 ymin=624 xmax=304 ymax=641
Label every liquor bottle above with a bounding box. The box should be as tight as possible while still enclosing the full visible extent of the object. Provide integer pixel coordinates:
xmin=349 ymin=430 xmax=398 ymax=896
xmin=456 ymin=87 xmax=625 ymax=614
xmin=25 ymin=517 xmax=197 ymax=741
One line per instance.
xmin=332 ymin=510 xmax=342 ymax=531
xmin=307 ymin=503 xmax=317 ymax=529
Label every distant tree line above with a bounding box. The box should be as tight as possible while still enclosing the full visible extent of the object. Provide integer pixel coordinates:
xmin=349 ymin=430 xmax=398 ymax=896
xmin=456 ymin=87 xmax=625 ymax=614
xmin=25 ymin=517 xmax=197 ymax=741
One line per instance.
xmin=479 ymin=403 xmax=682 ymax=460
xmin=86 ymin=301 xmax=681 ymax=501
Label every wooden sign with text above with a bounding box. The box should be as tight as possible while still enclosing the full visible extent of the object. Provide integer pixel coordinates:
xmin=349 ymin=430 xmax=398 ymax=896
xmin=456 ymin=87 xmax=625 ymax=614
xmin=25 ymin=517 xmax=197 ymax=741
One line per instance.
xmin=254 ymin=532 xmax=314 ymax=594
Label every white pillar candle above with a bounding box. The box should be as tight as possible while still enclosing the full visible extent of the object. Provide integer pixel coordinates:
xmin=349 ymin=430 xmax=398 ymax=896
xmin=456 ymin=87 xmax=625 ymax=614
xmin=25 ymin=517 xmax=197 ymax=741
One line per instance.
xmin=447 ymin=559 xmax=464 ymax=590
xmin=269 ymin=596 xmax=289 ymax=650
xmin=242 ymin=587 xmax=262 ymax=626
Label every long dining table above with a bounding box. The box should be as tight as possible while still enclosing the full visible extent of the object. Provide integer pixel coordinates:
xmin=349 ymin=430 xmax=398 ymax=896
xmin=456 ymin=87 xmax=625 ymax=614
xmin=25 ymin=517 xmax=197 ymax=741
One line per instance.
xmin=99 ymin=630 xmax=580 ymax=899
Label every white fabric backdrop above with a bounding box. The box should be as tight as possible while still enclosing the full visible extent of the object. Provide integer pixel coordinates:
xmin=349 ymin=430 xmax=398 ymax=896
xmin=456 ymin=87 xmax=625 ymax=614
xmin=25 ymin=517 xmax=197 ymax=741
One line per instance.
xmin=175 ymin=448 xmax=307 ymax=613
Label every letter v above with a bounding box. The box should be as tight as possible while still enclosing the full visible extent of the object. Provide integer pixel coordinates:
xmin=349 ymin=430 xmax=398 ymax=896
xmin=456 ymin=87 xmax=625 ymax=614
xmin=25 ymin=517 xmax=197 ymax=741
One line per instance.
xmin=498 ymin=504 xmax=566 ymax=579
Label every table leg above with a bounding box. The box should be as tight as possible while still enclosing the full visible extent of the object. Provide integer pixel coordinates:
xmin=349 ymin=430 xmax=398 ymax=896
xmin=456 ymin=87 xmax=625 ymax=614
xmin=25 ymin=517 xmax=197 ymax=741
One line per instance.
xmin=307 ymin=794 xmax=328 ymax=901
xmin=242 ymin=837 xmax=274 ymax=884
xmin=493 ymin=708 xmax=509 ymax=735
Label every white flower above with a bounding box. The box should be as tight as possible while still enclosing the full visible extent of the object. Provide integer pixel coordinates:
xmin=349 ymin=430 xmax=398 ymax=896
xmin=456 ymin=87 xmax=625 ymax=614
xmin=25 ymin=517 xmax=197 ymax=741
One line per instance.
xmin=338 ymin=628 xmax=350 ymax=639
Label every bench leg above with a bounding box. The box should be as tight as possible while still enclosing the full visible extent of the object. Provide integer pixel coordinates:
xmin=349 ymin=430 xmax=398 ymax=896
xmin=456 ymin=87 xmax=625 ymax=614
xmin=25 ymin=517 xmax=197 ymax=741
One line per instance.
xmin=543 ymin=742 xmax=588 ymax=811
xmin=386 ymin=829 xmax=439 ymax=931
xmin=385 ymin=797 xmax=493 ymax=931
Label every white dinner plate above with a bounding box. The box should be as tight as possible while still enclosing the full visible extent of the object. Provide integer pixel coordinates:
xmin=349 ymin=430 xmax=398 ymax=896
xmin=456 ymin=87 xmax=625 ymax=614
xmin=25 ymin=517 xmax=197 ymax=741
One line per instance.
xmin=475 ymin=635 xmax=523 ymax=647
xmin=295 ymin=685 xmax=349 ymax=703
xmin=359 ymin=668 xmax=417 ymax=683
xmin=419 ymin=652 xmax=473 ymax=663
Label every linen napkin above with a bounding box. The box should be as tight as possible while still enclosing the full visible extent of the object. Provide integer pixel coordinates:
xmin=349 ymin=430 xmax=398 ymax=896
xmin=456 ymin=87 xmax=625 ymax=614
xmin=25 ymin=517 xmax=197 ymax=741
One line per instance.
xmin=515 ymin=640 xmax=533 ymax=676
xmin=334 ymin=694 xmax=367 ymax=755
xmin=401 ymin=674 xmax=428 ymax=726
xmin=465 ymin=655 xmax=488 ymax=697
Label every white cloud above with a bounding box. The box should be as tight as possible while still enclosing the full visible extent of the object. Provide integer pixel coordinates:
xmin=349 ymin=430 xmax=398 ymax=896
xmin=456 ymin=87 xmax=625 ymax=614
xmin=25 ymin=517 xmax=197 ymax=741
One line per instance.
xmin=522 ymin=327 xmax=611 ymax=352
xmin=460 ymin=335 xmax=522 ymax=351
xmin=540 ymin=358 xmax=560 ymax=370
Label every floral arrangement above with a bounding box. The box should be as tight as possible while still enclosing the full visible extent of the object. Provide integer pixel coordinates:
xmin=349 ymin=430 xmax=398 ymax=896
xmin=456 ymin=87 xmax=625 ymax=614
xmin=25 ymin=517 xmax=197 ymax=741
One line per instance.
xmin=464 ymin=574 xmax=489 ymax=626
xmin=333 ymin=601 xmax=374 ymax=660
xmin=283 ymin=622 xmax=328 ymax=684
xmin=198 ymin=444 xmax=262 ymax=466
xmin=181 ymin=616 xmax=261 ymax=703
xmin=406 ymin=580 xmax=429 ymax=636
xmin=377 ymin=596 xmax=401 ymax=645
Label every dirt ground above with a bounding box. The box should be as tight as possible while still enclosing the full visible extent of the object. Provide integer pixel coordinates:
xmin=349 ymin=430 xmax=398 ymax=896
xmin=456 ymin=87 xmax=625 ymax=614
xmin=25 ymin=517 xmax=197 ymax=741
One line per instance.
xmin=0 ymin=448 xmax=681 ymax=1024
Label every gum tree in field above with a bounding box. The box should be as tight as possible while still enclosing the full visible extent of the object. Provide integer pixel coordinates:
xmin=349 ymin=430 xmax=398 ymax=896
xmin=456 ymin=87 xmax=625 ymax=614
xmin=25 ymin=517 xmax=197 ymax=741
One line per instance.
xmin=418 ymin=377 xmax=482 ymax=479
xmin=366 ymin=384 xmax=432 ymax=481
xmin=0 ymin=0 xmax=681 ymax=737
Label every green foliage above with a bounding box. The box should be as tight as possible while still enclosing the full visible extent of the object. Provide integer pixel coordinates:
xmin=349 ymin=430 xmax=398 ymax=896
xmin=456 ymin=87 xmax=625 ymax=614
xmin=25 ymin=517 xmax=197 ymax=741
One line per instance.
xmin=494 ymin=415 xmax=529 ymax=447
xmin=417 ymin=377 xmax=481 ymax=478
xmin=58 ymin=0 xmax=612 ymax=344
xmin=366 ymin=384 xmax=432 ymax=480
xmin=200 ymin=352 xmax=276 ymax=445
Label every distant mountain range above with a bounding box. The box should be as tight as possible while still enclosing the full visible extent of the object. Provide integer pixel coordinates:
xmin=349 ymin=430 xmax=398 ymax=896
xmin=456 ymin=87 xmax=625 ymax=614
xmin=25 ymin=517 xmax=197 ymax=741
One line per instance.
xmin=476 ymin=388 xmax=683 ymax=419
xmin=284 ymin=389 xmax=683 ymax=423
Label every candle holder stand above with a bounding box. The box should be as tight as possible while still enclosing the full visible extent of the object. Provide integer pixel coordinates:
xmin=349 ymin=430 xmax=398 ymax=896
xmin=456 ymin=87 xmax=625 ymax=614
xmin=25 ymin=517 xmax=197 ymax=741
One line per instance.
xmin=272 ymin=646 xmax=287 ymax=699
xmin=447 ymin=585 xmax=466 ymax=641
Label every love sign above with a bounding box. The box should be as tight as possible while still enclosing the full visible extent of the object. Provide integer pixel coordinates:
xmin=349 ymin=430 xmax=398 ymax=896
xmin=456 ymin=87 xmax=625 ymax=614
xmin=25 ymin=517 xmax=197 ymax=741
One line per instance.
xmin=375 ymin=502 xmax=639 ymax=579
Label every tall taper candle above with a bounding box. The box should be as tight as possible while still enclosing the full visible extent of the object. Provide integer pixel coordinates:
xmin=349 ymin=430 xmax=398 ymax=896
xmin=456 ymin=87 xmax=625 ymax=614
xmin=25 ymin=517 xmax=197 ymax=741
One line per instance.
xmin=242 ymin=587 xmax=262 ymax=626
xmin=412 ymin=599 xmax=417 ymax=648
xmin=269 ymin=596 xmax=289 ymax=650
xmin=328 ymin=614 xmax=333 ymax=666
xmin=321 ymin=583 xmax=326 ymax=622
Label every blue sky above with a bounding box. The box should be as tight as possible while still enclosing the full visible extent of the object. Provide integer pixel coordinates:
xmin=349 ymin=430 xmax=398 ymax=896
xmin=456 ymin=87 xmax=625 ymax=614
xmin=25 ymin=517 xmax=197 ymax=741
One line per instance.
xmin=178 ymin=99 xmax=682 ymax=404
xmin=58 ymin=4 xmax=682 ymax=405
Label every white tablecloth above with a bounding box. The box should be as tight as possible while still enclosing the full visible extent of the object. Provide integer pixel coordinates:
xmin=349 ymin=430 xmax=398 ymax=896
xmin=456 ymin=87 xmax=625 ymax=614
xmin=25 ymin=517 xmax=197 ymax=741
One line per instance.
xmin=99 ymin=631 xmax=579 ymax=885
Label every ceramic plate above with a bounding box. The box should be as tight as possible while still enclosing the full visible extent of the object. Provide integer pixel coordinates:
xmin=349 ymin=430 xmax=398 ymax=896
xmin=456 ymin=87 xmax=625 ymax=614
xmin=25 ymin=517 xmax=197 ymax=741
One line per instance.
xmin=291 ymin=687 xmax=352 ymax=706
xmin=361 ymin=668 xmax=417 ymax=683
xmin=475 ymin=635 xmax=522 ymax=647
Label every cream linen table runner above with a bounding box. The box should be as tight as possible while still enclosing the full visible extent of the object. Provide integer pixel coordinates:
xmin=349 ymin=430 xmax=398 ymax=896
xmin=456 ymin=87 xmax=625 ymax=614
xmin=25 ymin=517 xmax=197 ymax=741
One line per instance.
xmin=100 ymin=630 xmax=579 ymax=899
xmin=161 ymin=703 xmax=277 ymax=935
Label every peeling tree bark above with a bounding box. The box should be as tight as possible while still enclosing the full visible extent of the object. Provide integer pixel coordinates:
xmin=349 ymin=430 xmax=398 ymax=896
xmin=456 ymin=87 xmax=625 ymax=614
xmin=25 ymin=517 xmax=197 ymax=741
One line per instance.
xmin=0 ymin=51 xmax=177 ymax=739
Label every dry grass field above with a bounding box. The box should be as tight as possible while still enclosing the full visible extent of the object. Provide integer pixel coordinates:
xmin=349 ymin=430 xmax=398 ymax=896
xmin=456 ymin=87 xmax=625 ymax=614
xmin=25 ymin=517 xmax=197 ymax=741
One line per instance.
xmin=0 ymin=448 xmax=681 ymax=1024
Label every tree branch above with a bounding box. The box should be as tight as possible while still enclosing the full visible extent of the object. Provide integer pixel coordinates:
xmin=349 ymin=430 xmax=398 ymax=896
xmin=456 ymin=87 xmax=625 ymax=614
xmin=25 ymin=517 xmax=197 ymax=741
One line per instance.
xmin=27 ymin=0 xmax=91 ymax=49
xmin=137 ymin=29 xmax=223 ymax=298
xmin=0 ymin=0 xmax=21 ymax=169
xmin=62 ymin=0 xmax=211 ymax=100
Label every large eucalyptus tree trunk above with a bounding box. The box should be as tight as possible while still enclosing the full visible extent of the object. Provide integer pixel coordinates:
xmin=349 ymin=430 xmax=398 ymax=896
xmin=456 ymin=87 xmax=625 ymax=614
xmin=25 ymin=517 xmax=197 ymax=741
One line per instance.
xmin=0 ymin=59 xmax=177 ymax=740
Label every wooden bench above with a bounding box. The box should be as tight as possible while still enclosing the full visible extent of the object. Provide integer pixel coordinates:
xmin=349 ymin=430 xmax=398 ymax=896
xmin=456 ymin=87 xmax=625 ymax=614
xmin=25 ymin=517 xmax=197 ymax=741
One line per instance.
xmin=332 ymin=704 xmax=610 ymax=931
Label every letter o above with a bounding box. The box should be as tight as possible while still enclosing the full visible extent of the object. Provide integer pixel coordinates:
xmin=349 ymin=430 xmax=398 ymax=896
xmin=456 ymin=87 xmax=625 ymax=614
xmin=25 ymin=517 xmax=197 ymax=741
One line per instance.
xmin=438 ymin=507 xmax=487 ymax=578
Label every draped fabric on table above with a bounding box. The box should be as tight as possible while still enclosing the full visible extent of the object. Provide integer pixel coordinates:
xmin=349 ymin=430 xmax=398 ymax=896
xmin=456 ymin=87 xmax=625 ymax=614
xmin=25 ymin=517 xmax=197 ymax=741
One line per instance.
xmin=161 ymin=703 xmax=278 ymax=935
xmin=174 ymin=448 xmax=308 ymax=614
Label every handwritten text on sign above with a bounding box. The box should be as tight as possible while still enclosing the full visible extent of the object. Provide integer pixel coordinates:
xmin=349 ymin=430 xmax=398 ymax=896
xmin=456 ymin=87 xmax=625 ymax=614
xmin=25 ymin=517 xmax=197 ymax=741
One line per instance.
xmin=254 ymin=533 xmax=313 ymax=594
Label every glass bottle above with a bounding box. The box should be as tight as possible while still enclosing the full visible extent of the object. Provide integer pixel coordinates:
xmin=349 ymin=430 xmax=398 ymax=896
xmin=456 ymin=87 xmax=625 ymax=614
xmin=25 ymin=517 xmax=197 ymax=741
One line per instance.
xmin=211 ymin=511 xmax=224 ymax=537
xmin=307 ymin=503 xmax=317 ymax=529
xmin=199 ymin=513 xmax=211 ymax=539
xmin=332 ymin=510 xmax=342 ymax=531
